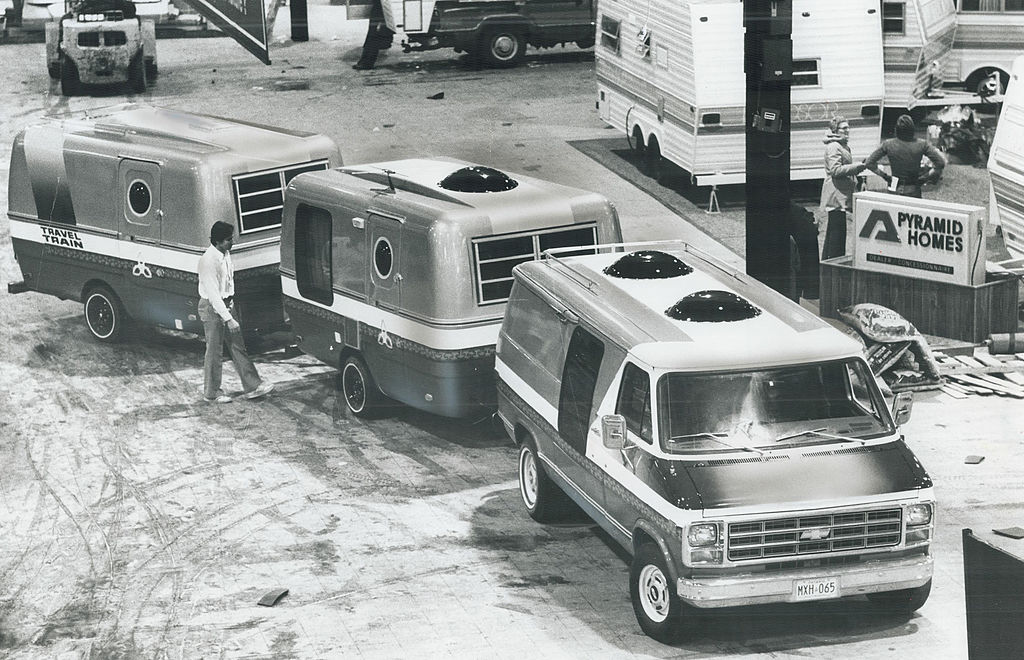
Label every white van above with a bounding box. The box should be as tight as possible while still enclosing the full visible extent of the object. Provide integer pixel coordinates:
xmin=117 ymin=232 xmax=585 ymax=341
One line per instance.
xmin=496 ymin=242 xmax=934 ymax=642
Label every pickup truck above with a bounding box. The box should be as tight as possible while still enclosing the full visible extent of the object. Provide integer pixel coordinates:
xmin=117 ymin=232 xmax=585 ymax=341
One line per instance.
xmin=381 ymin=0 xmax=595 ymax=67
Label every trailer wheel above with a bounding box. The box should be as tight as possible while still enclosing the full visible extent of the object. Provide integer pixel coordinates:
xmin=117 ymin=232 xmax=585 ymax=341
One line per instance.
xmin=129 ymin=56 xmax=147 ymax=94
xmin=967 ymin=67 xmax=1008 ymax=97
xmin=60 ymin=59 xmax=80 ymax=96
xmin=480 ymin=27 xmax=526 ymax=68
xmin=518 ymin=437 xmax=573 ymax=523
xmin=629 ymin=125 xmax=645 ymax=157
xmin=865 ymin=579 xmax=931 ymax=615
xmin=48 ymin=62 xmax=60 ymax=80
xmin=83 ymin=285 xmax=126 ymax=343
xmin=340 ymin=354 xmax=382 ymax=417
xmin=630 ymin=542 xmax=696 ymax=643
xmin=644 ymin=137 xmax=665 ymax=182
xmin=145 ymin=58 xmax=158 ymax=80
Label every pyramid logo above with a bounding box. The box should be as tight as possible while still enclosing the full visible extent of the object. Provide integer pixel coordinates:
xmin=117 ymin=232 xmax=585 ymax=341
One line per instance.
xmin=858 ymin=209 xmax=901 ymax=243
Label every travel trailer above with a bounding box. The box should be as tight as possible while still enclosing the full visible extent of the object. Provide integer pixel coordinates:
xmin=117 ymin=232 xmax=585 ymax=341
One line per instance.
xmin=595 ymin=0 xmax=956 ymax=186
xmin=279 ymin=158 xmax=622 ymax=418
xmin=946 ymin=0 xmax=1024 ymax=94
xmin=496 ymin=242 xmax=933 ymax=642
xmin=7 ymin=104 xmax=341 ymax=342
xmin=987 ymin=55 xmax=1024 ymax=261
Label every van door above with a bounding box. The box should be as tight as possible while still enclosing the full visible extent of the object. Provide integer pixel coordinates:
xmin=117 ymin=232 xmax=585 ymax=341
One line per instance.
xmin=555 ymin=326 xmax=607 ymax=510
xmin=117 ymin=158 xmax=164 ymax=325
xmin=367 ymin=213 xmax=403 ymax=311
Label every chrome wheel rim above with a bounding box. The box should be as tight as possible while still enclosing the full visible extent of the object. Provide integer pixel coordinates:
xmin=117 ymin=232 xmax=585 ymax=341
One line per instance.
xmin=343 ymin=363 xmax=366 ymax=413
xmin=519 ymin=446 xmax=538 ymax=509
xmin=492 ymin=35 xmax=518 ymax=60
xmin=86 ymin=293 xmax=115 ymax=339
xmin=638 ymin=564 xmax=671 ymax=623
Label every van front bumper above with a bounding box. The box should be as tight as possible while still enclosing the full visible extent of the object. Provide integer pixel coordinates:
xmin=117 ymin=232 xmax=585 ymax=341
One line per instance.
xmin=678 ymin=552 xmax=932 ymax=608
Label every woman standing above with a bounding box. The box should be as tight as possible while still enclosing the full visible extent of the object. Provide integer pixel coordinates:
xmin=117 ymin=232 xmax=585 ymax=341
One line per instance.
xmin=820 ymin=116 xmax=867 ymax=260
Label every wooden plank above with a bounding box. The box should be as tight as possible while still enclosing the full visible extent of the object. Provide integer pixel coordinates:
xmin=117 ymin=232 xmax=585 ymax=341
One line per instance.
xmin=954 ymin=355 xmax=987 ymax=369
xmin=950 ymin=374 xmax=1024 ymax=398
xmin=940 ymin=385 xmax=969 ymax=399
xmin=945 ymin=377 xmax=991 ymax=395
xmin=1002 ymin=372 xmax=1024 ymax=386
xmin=974 ymin=373 xmax=1024 ymax=396
xmin=974 ymin=353 xmax=1006 ymax=368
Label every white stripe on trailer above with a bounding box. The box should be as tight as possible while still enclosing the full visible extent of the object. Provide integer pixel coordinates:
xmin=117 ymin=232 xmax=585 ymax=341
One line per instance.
xmin=281 ymin=276 xmax=500 ymax=351
xmin=9 ymin=218 xmax=280 ymax=271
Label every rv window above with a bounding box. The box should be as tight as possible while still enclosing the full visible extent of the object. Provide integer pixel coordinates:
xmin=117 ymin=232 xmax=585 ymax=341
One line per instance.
xmin=600 ymin=15 xmax=621 ymax=53
xmin=78 ymin=32 xmax=100 ymax=47
xmin=558 ymin=327 xmax=605 ymax=454
xmin=616 ymin=363 xmax=653 ymax=443
xmin=295 ymin=204 xmax=334 ymax=306
xmin=882 ymin=2 xmax=905 ymax=34
xmin=127 ymin=180 xmax=152 ymax=217
xmin=374 ymin=237 xmax=394 ymax=280
xmin=104 ymin=31 xmax=127 ymax=46
xmin=792 ymin=59 xmax=820 ymax=87
xmin=233 ymin=160 xmax=330 ymax=235
xmin=960 ymin=0 xmax=1024 ymax=10
xmin=473 ymin=225 xmax=598 ymax=305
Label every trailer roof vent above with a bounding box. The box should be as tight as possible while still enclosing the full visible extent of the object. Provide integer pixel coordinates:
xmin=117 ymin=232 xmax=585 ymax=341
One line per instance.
xmin=439 ymin=166 xmax=518 ymax=193
xmin=603 ymin=250 xmax=693 ymax=279
xmin=666 ymin=290 xmax=761 ymax=322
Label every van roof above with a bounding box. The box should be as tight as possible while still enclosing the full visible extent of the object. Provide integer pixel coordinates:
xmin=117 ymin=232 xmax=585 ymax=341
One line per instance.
xmin=516 ymin=244 xmax=863 ymax=371
xmin=39 ymin=103 xmax=326 ymax=156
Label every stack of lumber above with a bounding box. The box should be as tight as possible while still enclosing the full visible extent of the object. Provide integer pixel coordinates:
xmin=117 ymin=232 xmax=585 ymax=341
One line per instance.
xmin=935 ymin=350 xmax=1024 ymax=399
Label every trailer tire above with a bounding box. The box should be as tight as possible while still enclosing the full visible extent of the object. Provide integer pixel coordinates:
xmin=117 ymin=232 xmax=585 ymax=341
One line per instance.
xmin=60 ymin=59 xmax=80 ymax=96
xmin=340 ymin=354 xmax=382 ymax=417
xmin=145 ymin=58 xmax=158 ymax=80
xmin=129 ymin=56 xmax=146 ymax=94
xmin=629 ymin=125 xmax=645 ymax=158
xmin=480 ymin=27 xmax=526 ymax=68
xmin=967 ymin=67 xmax=1008 ymax=97
xmin=865 ymin=579 xmax=931 ymax=615
xmin=518 ymin=437 xmax=573 ymax=522
xmin=630 ymin=542 xmax=696 ymax=643
xmin=48 ymin=62 xmax=60 ymax=80
xmin=83 ymin=285 xmax=126 ymax=343
xmin=644 ymin=137 xmax=665 ymax=183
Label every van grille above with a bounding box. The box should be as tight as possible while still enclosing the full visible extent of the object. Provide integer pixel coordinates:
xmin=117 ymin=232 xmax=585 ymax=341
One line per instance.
xmin=728 ymin=508 xmax=902 ymax=561
xmin=472 ymin=224 xmax=598 ymax=304
xmin=233 ymin=160 xmax=329 ymax=234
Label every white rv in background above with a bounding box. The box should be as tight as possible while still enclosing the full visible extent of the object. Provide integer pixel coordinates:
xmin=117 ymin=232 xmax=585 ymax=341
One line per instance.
xmin=595 ymin=0 xmax=957 ymax=187
xmin=987 ymin=54 xmax=1024 ymax=261
xmin=946 ymin=0 xmax=1024 ymax=94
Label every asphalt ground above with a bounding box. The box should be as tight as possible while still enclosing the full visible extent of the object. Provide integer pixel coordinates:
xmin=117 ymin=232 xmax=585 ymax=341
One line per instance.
xmin=0 ymin=5 xmax=1022 ymax=658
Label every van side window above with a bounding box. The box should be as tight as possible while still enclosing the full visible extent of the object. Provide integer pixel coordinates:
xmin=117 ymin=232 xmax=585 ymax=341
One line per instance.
xmin=616 ymin=363 xmax=652 ymax=443
xmin=295 ymin=203 xmax=334 ymax=306
xmin=503 ymin=287 xmax=564 ymax=380
xmin=558 ymin=327 xmax=604 ymax=454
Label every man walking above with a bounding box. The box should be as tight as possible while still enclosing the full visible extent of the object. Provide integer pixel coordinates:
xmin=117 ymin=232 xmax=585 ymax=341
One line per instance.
xmin=198 ymin=221 xmax=275 ymax=403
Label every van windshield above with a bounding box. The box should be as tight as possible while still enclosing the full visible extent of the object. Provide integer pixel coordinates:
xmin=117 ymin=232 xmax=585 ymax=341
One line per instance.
xmin=656 ymin=359 xmax=894 ymax=454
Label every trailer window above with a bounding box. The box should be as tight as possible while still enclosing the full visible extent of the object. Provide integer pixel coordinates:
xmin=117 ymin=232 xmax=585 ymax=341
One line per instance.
xmin=882 ymin=2 xmax=906 ymax=34
xmin=601 ymin=15 xmax=621 ymax=53
xmin=233 ymin=160 xmax=330 ymax=234
xmin=295 ymin=203 xmax=334 ymax=306
xmin=960 ymin=0 xmax=1024 ymax=10
xmin=792 ymin=59 xmax=819 ymax=87
xmin=473 ymin=224 xmax=598 ymax=305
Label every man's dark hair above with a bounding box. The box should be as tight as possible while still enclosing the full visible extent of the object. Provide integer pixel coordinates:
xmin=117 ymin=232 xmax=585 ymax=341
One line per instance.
xmin=895 ymin=114 xmax=916 ymax=141
xmin=210 ymin=221 xmax=235 ymax=245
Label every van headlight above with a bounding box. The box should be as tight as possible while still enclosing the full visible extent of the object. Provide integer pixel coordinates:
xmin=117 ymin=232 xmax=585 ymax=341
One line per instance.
xmin=685 ymin=522 xmax=724 ymax=565
xmin=688 ymin=523 xmax=718 ymax=547
xmin=907 ymin=503 xmax=933 ymax=527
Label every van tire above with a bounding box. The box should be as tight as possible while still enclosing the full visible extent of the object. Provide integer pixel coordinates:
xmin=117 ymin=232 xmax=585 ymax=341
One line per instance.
xmin=630 ymin=542 xmax=693 ymax=643
xmin=518 ymin=439 xmax=569 ymax=522
xmin=83 ymin=285 xmax=126 ymax=342
xmin=865 ymin=579 xmax=931 ymax=614
xmin=60 ymin=59 xmax=80 ymax=96
xmin=480 ymin=27 xmax=526 ymax=68
xmin=340 ymin=354 xmax=382 ymax=417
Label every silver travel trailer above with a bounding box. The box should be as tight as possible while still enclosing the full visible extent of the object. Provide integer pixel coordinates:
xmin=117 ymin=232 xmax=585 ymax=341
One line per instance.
xmin=7 ymin=104 xmax=341 ymax=341
xmin=495 ymin=242 xmax=932 ymax=642
xmin=279 ymin=158 xmax=623 ymax=418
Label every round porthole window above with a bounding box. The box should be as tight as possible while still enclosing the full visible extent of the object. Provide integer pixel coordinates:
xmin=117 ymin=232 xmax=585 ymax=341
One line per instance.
xmin=127 ymin=179 xmax=152 ymax=217
xmin=374 ymin=237 xmax=393 ymax=279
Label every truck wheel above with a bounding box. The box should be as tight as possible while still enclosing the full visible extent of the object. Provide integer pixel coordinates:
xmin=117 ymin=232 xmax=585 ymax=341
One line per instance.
xmin=145 ymin=59 xmax=158 ymax=80
xmin=518 ymin=438 xmax=573 ymax=522
xmin=340 ymin=354 xmax=382 ymax=417
xmin=630 ymin=542 xmax=694 ymax=643
xmin=865 ymin=579 xmax=931 ymax=614
xmin=129 ymin=57 xmax=147 ymax=94
xmin=575 ymin=37 xmax=594 ymax=50
xmin=481 ymin=28 xmax=526 ymax=68
xmin=83 ymin=285 xmax=126 ymax=342
xmin=60 ymin=59 xmax=80 ymax=96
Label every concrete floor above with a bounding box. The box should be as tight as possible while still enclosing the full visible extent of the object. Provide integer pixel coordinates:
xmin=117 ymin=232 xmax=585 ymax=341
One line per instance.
xmin=1 ymin=5 xmax=1022 ymax=658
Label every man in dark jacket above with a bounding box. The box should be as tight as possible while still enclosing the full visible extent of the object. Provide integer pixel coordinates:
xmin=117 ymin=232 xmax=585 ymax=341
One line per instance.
xmin=864 ymin=114 xmax=946 ymax=198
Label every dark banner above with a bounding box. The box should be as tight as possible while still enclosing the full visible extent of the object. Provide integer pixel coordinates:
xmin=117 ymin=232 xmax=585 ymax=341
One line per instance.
xmin=187 ymin=0 xmax=271 ymax=65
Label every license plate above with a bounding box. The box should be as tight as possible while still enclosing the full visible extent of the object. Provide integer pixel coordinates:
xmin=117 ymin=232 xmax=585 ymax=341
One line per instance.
xmin=792 ymin=576 xmax=840 ymax=601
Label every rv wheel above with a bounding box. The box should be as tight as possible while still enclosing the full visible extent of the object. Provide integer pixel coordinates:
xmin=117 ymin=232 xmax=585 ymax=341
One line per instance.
xmin=83 ymin=285 xmax=126 ymax=342
xmin=60 ymin=59 xmax=80 ymax=96
xmin=129 ymin=57 xmax=147 ymax=94
xmin=865 ymin=579 xmax=931 ymax=615
xmin=340 ymin=354 xmax=382 ymax=417
xmin=48 ymin=62 xmax=60 ymax=80
xmin=481 ymin=27 xmax=526 ymax=68
xmin=518 ymin=438 xmax=573 ymax=522
xmin=145 ymin=58 xmax=158 ymax=80
xmin=630 ymin=543 xmax=695 ymax=643
xmin=644 ymin=137 xmax=665 ymax=183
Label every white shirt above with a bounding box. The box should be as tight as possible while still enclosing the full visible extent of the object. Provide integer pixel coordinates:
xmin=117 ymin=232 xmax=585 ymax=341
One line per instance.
xmin=198 ymin=244 xmax=235 ymax=322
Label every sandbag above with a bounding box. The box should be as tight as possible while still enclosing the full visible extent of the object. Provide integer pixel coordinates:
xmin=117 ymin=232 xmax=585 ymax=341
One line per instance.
xmin=838 ymin=303 xmax=918 ymax=342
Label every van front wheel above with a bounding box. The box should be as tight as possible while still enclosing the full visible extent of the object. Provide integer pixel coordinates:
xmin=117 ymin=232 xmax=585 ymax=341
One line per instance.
xmin=630 ymin=543 xmax=695 ymax=643
xmin=340 ymin=354 xmax=382 ymax=417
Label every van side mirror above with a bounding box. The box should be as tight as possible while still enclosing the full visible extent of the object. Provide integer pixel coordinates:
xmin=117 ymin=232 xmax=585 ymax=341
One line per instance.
xmin=602 ymin=414 xmax=626 ymax=449
xmin=891 ymin=391 xmax=913 ymax=426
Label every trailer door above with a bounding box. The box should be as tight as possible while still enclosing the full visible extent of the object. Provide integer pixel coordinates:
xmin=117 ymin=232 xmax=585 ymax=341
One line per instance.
xmin=117 ymin=158 xmax=166 ymax=326
xmin=367 ymin=213 xmax=403 ymax=311
xmin=118 ymin=159 xmax=162 ymax=243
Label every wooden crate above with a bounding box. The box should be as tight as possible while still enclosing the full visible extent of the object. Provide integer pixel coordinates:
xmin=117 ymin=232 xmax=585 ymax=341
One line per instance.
xmin=819 ymin=256 xmax=1020 ymax=343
